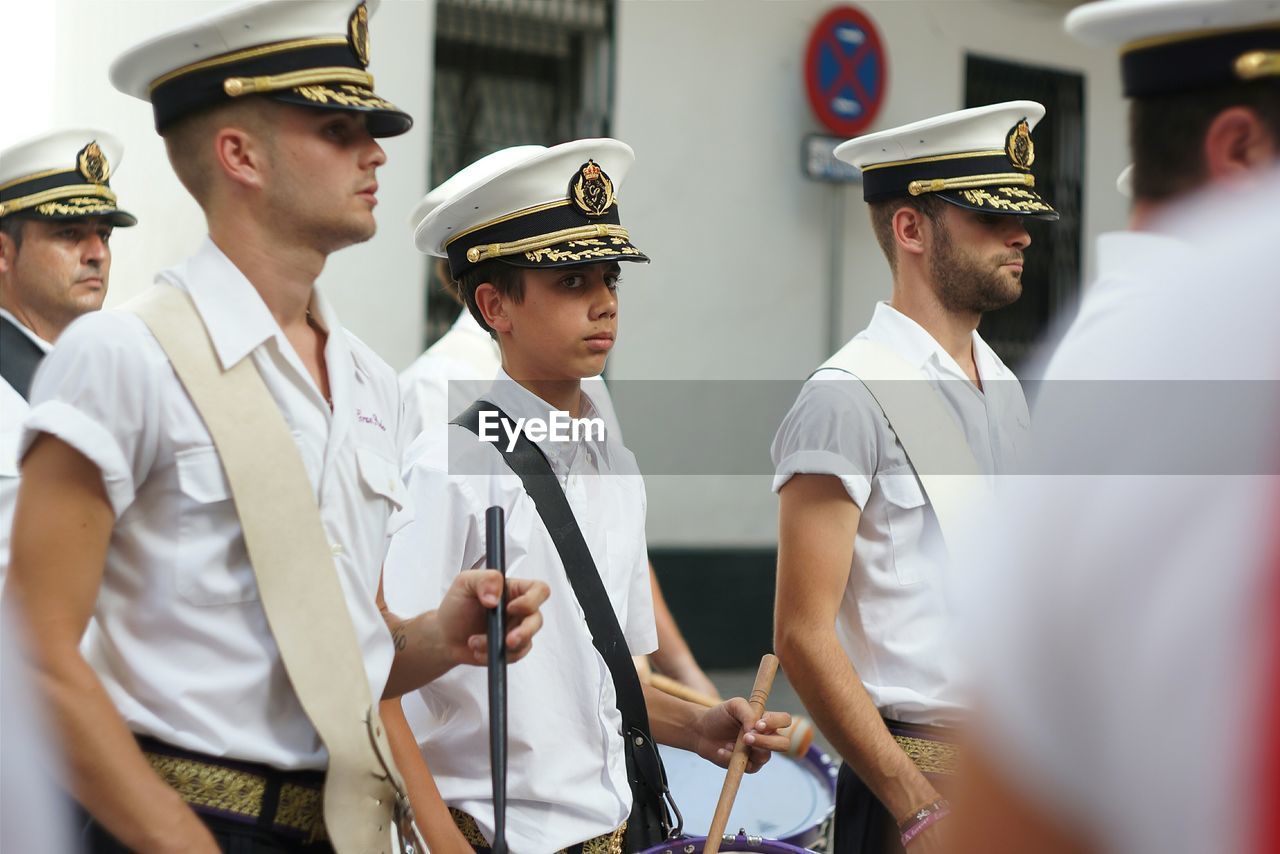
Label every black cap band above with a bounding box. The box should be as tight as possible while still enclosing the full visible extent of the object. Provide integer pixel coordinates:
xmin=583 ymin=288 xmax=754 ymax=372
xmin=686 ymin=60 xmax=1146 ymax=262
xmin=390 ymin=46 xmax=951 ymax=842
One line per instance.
xmin=444 ymin=199 xmax=650 ymax=277
xmin=0 ymin=169 xmax=101 ymax=207
xmin=1122 ymin=25 xmax=1280 ymax=97
xmin=151 ymin=41 xmax=362 ymax=131
xmin=861 ymin=153 xmax=1020 ymax=201
xmin=146 ymin=37 xmax=411 ymax=137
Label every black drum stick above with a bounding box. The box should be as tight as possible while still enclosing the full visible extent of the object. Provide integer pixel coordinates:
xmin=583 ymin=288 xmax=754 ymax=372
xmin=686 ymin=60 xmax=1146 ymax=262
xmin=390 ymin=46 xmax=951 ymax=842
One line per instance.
xmin=485 ymin=505 xmax=508 ymax=854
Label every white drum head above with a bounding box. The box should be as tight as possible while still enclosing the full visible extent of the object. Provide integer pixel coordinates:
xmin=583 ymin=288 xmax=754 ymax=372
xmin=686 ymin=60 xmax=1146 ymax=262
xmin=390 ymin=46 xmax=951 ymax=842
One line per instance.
xmin=657 ymin=744 xmax=834 ymax=842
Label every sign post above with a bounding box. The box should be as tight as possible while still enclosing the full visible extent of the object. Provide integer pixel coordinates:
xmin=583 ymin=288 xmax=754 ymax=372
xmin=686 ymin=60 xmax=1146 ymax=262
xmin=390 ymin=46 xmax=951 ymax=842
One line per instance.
xmin=802 ymin=5 xmax=887 ymax=354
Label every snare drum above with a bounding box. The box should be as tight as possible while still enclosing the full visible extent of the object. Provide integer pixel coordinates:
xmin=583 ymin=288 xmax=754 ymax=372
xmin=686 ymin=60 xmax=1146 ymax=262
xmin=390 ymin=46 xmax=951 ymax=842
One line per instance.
xmin=641 ymin=833 xmax=815 ymax=854
xmin=656 ymin=743 xmax=837 ymax=850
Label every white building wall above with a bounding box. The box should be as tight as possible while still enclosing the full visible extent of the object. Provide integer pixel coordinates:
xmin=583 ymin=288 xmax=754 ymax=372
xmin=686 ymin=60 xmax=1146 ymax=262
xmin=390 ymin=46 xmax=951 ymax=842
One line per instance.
xmin=611 ymin=0 xmax=1129 ymax=547
xmin=11 ymin=0 xmax=1132 ymax=551
xmin=21 ymin=0 xmax=435 ymax=371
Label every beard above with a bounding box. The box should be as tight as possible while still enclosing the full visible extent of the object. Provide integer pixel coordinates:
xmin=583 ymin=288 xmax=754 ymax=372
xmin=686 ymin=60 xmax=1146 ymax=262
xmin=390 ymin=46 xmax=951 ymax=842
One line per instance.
xmin=929 ymin=217 xmax=1024 ymax=314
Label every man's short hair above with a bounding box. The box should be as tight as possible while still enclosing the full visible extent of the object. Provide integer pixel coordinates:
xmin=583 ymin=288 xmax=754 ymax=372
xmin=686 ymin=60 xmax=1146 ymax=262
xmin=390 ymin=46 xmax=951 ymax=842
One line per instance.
xmin=455 ymin=260 xmax=526 ymax=338
xmin=0 ymin=213 xmax=33 ymax=252
xmin=1130 ymin=80 xmax=1280 ymax=202
xmin=162 ymin=97 xmax=276 ymax=204
xmin=867 ymin=193 xmax=946 ymax=272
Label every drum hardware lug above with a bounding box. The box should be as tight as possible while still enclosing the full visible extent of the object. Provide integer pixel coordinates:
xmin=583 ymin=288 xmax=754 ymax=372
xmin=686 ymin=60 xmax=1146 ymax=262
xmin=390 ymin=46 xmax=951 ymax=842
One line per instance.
xmin=664 ymin=786 xmax=685 ymax=840
xmin=683 ymin=846 xmax=695 ymax=854
xmin=747 ymin=835 xmax=763 ymax=846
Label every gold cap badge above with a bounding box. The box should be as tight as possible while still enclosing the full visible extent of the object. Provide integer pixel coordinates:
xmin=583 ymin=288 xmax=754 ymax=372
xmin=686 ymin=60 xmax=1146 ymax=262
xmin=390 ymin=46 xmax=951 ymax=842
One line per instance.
xmin=349 ymin=3 xmax=371 ymax=68
xmin=1006 ymin=119 xmax=1035 ymax=172
xmin=569 ymin=159 xmax=615 ymax=217
xmin=78 ymin=142 xmax=110 ymax=184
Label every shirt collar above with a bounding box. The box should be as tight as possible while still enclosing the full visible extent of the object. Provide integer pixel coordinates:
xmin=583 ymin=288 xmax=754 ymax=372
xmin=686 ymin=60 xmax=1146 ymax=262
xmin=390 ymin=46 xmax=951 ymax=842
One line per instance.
xmin=865 ymin=302 xmax=951 ymax=372
xmin=865 ymin=301 xmax=1009 ymax=385
xmin=0 ymin=308 xmax=52 ymax=353
xmin=971 ymin=330 xmax=1012 ymax=383
xmin=485 ymin=368 xmax=612 ymax=472
xmin=163 ymin=236 xmax=279 ymax=371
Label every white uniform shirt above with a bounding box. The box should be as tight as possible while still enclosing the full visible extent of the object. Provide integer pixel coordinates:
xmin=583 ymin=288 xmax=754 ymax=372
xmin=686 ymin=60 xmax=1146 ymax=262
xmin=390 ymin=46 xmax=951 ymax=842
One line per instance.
xmin=0 ymin=309 xmax=51 ymax=585
xmin=20 ymin=237 xmax=411 ymax=770
xmin=399 ymin=309 xmax=623 ymax=442
xmin=770 ymin=301 xmax=1031 ymax=724
xmin=967 ymin=173 xmax=1280 ymax=854
xmin=384 ymin=370 xmax=656 ymax=853
xmin=399 ymin=310 xmax=500 ymax=439
xmin=1039 ymin=231 xmax=1189 ymax=379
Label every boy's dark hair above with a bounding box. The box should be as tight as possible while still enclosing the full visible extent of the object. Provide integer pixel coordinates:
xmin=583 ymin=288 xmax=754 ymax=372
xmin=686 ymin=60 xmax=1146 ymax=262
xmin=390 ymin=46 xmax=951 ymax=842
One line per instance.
xmin=1129 ymin=80 xmax=1280 ymax=202
xmin=867 ymin=193 xmax=946 ymax=272
xmin=455 ymin=259 xmax=526 ymax=338
xmin=0 ymin=213 xmax=34 ymax=252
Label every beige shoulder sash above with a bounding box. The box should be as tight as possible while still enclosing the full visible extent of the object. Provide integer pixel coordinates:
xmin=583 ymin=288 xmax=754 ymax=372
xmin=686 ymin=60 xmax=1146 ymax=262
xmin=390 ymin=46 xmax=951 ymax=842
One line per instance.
xmin=817 ymin=338 xmax=989 ymax=554
xmin=125 ymin=285 xmax=410 ymax=854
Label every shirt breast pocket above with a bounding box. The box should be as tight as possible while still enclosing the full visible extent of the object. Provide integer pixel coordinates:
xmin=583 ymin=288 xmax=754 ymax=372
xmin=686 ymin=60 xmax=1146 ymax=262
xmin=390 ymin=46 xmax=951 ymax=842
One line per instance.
xmin=173 ymin=444 xmax=258 ymax=606
xmin=879 ymin=470 xmax=930 ymax=586
xmin=355 ymin=446 xmax=410 ymax=537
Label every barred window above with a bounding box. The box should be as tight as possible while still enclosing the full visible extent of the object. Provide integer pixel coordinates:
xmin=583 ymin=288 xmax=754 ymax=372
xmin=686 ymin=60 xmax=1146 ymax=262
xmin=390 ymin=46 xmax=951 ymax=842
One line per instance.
xmin=424 ymin=0 xmax=616 ymax=347
xmin=966 ymin=54 xmax=1085 ymax=372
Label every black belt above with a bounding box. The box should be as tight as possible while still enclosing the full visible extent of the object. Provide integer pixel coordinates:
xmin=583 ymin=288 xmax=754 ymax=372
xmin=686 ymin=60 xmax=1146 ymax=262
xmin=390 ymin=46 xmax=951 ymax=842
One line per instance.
xmin=451 ymin=807 xmax=626 ymax=854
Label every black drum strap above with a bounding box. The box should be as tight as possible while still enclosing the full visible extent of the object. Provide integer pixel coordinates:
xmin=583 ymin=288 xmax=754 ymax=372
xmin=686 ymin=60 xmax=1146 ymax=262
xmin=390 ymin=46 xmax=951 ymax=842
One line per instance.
xmin=453 ymin=401 xmax=676 ymax=850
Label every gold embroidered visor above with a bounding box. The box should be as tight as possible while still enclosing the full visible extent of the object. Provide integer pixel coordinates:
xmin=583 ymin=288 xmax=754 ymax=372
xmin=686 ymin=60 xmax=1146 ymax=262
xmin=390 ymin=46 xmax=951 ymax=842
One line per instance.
xmin=941 ymin=184 xmax=1058 ymax=219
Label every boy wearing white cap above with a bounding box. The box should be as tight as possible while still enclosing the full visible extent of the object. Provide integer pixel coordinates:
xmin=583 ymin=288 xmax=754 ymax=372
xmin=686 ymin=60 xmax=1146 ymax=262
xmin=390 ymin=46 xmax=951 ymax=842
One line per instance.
xmin=0 ymin=128 xmax=136 ymax=584
xmin=398 ymin=148 xmax=720 ymax=703
xmin=770 ymin=102 xmax=1059 ymax=854
xmin=6 ymin=3 xmax=548 ymax=853
xmin=384 ymin=139 xmax=791 ymax=853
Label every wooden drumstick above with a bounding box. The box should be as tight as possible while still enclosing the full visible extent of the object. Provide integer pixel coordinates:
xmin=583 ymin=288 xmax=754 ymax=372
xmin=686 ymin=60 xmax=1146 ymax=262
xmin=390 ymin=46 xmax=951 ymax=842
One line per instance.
xmin=648 ymin=672 xmax=719 ymax=708
xmin=646 ymin=670 xmax=813 ymax=758
xmin=702 ymin=653 xmax=778 ymax=854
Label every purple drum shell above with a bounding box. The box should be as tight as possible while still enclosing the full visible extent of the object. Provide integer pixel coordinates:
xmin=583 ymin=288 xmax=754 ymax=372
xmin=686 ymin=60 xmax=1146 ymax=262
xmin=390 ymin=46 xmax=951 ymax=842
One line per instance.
xmin=640 ymin=834 xmax=816 ymax=854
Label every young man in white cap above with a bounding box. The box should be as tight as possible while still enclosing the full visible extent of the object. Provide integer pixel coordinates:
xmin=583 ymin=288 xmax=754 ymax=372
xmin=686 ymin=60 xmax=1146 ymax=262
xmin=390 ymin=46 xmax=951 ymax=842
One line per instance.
xmin=949 ymin=3 xmax=1280 ymax=853
xmin=770 ymin=102 xmax=1059 ymax=854
xmin=0 ymin=129 xmax=136 ymax=585
xmin=384 ymin=139 xmax=791 ymax=853
xmin=399 ymin=147 xmax=721 ymax=703
xmin=1042 ymin=0 xmax=1280 ymax=374
xmin=6 ymin=3 xmax=548 ymax=852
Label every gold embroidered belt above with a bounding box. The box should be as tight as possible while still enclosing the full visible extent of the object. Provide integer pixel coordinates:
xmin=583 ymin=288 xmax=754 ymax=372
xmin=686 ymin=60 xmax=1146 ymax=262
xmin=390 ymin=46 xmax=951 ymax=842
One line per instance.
xmin=451 ymin=807 xmax=627 ymax=854
xmin=886 ymin=719 xmax=960 ymax=778
xmin=140 ymin=737 xmax=327 ymax=843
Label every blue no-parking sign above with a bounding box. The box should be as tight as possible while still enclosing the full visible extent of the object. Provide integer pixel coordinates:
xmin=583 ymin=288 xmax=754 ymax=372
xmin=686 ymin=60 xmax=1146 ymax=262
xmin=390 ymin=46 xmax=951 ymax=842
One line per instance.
xmin=804 ymin=5 xmax=887 ymax=137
